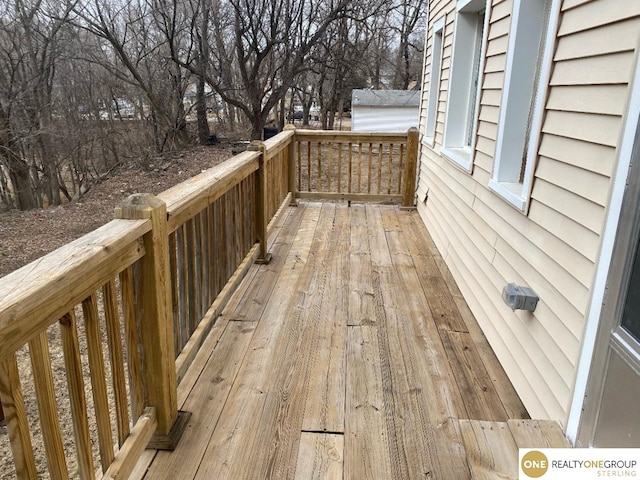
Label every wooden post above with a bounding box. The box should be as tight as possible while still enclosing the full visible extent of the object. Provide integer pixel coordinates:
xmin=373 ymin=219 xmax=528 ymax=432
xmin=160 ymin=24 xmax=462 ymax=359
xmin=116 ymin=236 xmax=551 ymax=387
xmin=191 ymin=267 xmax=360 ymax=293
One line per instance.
xmin=284 ymin=124 xmax=298 ymax=206
xmin=248 ymin=141 xmax=272 ymax=264
xmin=115 ymin=194 xmax=190 ymax=450
xmin=402 ymin=127 xmax=419 ymax=209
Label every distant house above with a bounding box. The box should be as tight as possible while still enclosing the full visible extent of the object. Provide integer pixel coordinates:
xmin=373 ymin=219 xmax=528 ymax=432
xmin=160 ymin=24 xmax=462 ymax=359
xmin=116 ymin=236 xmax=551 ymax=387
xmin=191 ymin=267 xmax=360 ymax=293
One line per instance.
xmin=417 ymin=0 xmax=640 ymax=447
xmin=351 ymin=89 xmax=420 ymax=132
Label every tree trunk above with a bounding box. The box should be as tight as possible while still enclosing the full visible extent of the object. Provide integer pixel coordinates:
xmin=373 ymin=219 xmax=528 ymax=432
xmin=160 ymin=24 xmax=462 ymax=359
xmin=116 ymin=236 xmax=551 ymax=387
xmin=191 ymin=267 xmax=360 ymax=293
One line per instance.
xmin=8 ymin=162 xmax=36 ymax=210
xmin=250 ymin=114 xmax=266 ymax=141
xmin=0 ymin=110 xmax=37 ymax=210
xmin=196 ymin=75 xmax=210 ymax=145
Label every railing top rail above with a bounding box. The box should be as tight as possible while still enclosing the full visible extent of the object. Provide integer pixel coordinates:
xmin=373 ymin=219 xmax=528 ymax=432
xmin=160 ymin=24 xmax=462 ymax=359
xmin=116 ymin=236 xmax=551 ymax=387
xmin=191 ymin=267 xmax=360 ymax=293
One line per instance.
xmin=0 ymin=218 xmax=150 ymax=359
xmin=294 ymin=129 xmax=409 ymax=142
xmin=262 ymin=129 xmax=295 ymax=158
xmin=158 ymin=150 xmax=261 ymax=233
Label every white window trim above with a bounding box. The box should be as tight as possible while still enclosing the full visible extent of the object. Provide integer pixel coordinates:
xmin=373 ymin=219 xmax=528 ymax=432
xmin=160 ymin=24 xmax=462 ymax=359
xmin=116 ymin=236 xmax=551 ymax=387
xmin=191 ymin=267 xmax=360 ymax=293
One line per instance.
xmin=423 ymin=16 xmax=445 ymax=147
xmin=489 ymin=0 xmax=561 ymax=212
xmin=441 ymin=0 xmax=491 ymax=173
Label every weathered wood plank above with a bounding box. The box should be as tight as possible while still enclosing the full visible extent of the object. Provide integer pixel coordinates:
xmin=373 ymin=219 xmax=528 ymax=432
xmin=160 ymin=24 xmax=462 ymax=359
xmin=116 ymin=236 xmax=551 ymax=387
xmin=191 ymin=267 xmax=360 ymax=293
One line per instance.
xmin=302 ymin=205 xmax=349 ymax=433
xmin=459 ymin=420 xmax=518 ymax=480
xmin=375 ymin=264 xmax=470 ymax=479
xmin=441 ymin=330 xmax=509 ymax=421
xmin=141 ymin=204 xmax=532 ymax=479
xmin=345 ymin=326 xmax=393 ymax=480
xmin=294 ymin=433 xmax=344 ymax=480
xmin=229 ymin=204 xmax=305 ymax=321
xmin=245 ymin=203 xmax=337 ymax=479
xmin=192 ymin=203 xmax=321 ymax=480
xmin=433 ymin=254 xmax=529 ymax=420
xmin=145 ymin=321 xmax=256 ymax=480
xmin=348 ymin=205 xmax=375 ymax=327
xmin=507 ymin=419 xmax=570 ymax=448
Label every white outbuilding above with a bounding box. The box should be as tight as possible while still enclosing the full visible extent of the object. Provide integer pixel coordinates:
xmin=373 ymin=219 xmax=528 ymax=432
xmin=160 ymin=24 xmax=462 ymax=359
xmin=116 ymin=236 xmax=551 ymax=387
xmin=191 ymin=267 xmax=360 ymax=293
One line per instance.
xmin=351 ymin=89 xmax=420 ymax=132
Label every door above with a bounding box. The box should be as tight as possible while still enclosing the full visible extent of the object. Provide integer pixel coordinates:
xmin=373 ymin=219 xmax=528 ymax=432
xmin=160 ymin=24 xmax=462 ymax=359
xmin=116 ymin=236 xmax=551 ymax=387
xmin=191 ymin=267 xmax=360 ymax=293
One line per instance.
xmin=578 ymin=115 xmax=640 ymax=447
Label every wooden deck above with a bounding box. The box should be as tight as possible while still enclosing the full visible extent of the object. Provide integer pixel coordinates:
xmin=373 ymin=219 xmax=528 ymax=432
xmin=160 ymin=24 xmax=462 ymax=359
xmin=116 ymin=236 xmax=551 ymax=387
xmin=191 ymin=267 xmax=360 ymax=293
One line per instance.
xmin=136 ymin=202 xmax=568 ymax=480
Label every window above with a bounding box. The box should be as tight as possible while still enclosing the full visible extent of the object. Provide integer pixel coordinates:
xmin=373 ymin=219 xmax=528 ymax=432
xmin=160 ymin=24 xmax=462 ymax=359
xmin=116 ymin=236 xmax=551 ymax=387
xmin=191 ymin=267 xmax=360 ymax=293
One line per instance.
xmin=442 ymin=0 xmax=489 ymax=171
xmin=424 ymin=17 xmax=445 ymax=144
xmin=489 ymin=0 xmax=560 ymax=211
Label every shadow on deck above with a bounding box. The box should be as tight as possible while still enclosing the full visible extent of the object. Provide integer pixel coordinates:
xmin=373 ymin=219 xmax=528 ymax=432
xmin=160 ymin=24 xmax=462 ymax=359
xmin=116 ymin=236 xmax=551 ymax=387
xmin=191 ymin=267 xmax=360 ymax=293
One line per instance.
xmin=136 ymin=202 xmax=568 ymax=480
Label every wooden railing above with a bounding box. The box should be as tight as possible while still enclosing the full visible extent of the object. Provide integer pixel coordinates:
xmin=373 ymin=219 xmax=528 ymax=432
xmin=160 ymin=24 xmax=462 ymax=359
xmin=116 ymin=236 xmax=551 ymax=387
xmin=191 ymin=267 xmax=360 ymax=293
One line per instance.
xmin=0 ymin=127 xmax=415 ymax=479
xmin=294 ymin=128 xmax=418 ymax=206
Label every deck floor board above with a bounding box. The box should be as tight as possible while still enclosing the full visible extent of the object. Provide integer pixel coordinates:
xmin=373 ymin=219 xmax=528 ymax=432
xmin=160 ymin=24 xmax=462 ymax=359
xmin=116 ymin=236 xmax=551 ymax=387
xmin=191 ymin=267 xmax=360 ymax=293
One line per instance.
xmin=142 ymin=202 xmax=564 ymax=480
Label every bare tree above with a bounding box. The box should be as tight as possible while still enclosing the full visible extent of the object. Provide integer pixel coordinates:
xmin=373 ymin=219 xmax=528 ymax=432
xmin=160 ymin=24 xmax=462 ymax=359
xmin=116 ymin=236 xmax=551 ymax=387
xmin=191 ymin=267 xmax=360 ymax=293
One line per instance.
xmin=74 ymin=0 xmax=192 ymax=151
xmin=390 ymin=0 xmax=426 ymax=89
xmin=0 ymin=0 xmax=77 ymax=209
xmin=179 ymin=0 xmax=355 ymax=139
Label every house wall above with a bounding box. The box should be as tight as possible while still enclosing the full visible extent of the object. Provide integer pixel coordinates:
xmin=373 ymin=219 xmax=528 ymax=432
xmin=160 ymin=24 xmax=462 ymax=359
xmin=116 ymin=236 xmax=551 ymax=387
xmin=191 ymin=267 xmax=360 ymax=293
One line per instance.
xmin=352 ymin=106 xmax=420 ymax=132
xmin=417 ymin=0 xmax=640 ymax=426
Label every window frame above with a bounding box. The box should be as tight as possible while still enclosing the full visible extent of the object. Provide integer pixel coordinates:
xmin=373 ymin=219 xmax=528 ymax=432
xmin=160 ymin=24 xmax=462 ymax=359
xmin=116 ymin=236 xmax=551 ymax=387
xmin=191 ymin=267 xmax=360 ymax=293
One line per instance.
xmin=441 ymin=0 xmax=491 ymax=172
xmin=423 ymin=16 xmax=446 ymax=146
xmin=489 ymin=0 xmax=561 ymax=212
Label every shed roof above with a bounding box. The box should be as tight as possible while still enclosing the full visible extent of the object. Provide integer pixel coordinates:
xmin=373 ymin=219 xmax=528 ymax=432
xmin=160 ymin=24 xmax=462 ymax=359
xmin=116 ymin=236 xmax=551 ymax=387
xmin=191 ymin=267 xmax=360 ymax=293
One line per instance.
xmin=352 ymin=89 xmax=421 ymax=107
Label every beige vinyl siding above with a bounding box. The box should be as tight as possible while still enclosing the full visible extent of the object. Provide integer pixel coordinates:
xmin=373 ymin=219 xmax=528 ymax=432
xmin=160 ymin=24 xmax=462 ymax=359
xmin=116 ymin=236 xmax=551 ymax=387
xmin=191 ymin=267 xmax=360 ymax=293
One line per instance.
xmin=546 ymin=84 xmax=628 ymax=116
xmin=417 ymin=0 xmax=640 ymax=425
xmin=538 ymin=134 xmax=616 ymax=183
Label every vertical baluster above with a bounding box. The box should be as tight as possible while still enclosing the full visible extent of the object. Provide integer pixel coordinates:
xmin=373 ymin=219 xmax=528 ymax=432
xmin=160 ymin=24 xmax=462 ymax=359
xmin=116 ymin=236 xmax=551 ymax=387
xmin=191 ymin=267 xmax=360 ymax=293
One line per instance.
xmin=387 ymin=143 xmax=394 ymax=194
xmin=169 ymin=232 xmax=180 ymax=355
xmin=337 ymin=143 xmax=343 ymax=193
xmin=348 ymin=142 xmax=353 ymax=194
xmin=103 ymin=279 xmax=131 ymax=447
xmin=357 ymin=143 xmax=363 ymax=193
xmin=398 ymin=143 xmax=405 ymax=194
xmin=327 ymin=142 xmax=332 ymax=192
xmin=285 ymin=126 xmax=298 ymax=206
xmin=202 ymin=206 xmax=211 ymax=311
xmin=59 ymin=310 xmax=95 ymax=479
xmin=82 ymin=294 xmax=115 ymax=472
xmin=213 ymin=199 xmax=221 ymax=298
xmin=297 ymin=139 xmax=302 ymax=192
xmin=0 ymin=353 xmax=37 ymax=479
xmin=317 ymin=141 xmax=322 ymax=192
xmin=377 ymin=143 xmax=383 ymax=193
xmin=367 ymin=142 xmax=373 ymax=194
xmin=176 ymin=225 xmax=188 ymax=351
xmin=29 ymin=332 xmax=67 ymax=480
xmin=120 ymin=267 xmax=144 ymax=421
xmin=306 ymin=141 xmax=311 ymax=192
xmin=194 ymin=213 xmax=203 ymax=322
xmin=186 ymin=218 xmax=197 ymax=337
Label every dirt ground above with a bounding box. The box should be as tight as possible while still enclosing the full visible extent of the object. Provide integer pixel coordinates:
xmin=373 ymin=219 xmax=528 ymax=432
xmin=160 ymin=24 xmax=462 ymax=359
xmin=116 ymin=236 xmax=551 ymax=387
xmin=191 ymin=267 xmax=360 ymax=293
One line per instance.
xmin=0 ymin=144 xmax=234 ymax=278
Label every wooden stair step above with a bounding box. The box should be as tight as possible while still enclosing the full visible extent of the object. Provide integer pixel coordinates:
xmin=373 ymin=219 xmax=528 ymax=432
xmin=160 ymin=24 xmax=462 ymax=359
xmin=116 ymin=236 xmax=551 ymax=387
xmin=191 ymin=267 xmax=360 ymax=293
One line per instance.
xmin=459 ymin=419 xmax=569 ymax=479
